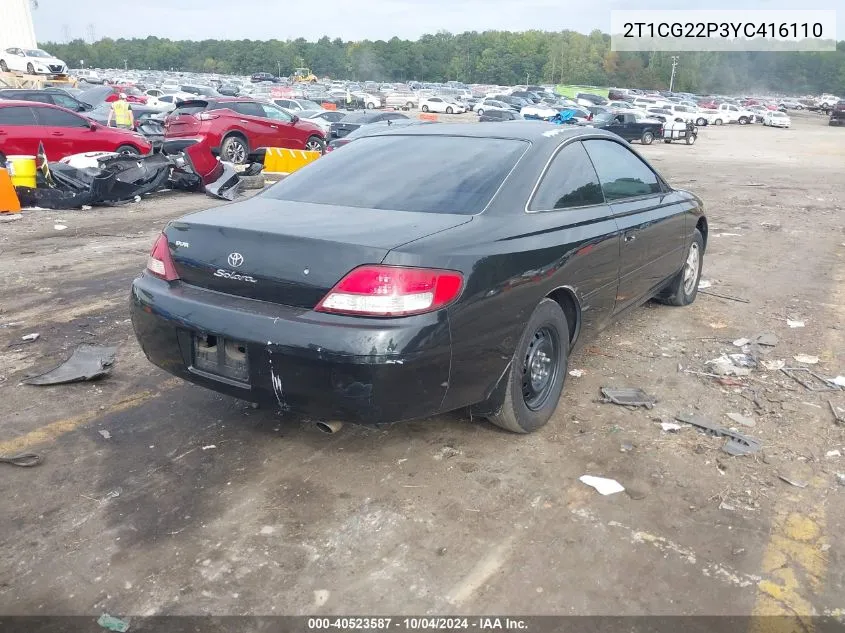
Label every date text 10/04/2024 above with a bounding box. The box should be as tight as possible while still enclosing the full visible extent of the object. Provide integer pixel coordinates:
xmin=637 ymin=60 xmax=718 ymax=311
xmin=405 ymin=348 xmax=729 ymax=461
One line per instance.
xmin=307 ymin=617 xmax=529 ymax=630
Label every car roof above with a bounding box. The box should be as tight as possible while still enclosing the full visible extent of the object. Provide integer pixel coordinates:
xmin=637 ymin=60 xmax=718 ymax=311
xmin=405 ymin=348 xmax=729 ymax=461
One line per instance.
xmin=0 ymin=99 xmax=62 ymax=109
xmin=377 ymin=121 xmax=610 ymax=143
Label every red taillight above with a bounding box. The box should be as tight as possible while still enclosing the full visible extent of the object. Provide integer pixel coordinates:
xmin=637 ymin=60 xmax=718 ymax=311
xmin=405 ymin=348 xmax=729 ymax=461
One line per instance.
xmin=315 ymin=265 xmax=463 ymax=317
xmin=146 ymin=233 xmax=180 ymax=281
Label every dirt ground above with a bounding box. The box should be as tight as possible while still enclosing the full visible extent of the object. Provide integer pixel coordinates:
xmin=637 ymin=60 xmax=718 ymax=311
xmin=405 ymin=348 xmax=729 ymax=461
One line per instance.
xmin=0 ymin=112 xmax=843 ymax=622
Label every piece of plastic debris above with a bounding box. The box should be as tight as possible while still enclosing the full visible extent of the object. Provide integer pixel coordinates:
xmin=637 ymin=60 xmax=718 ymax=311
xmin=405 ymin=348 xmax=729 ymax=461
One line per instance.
xmin=778 ymin=475 xmax=808 ymax=489
xmin=21 ymin=333 xmax=40 ymax=342
xmin=620 ymin=442 xmax=634 ymax=453
xmin=697 ymin=280 xmax=712 ymax=289
xmin=793 ymin=354 xmax=819 ymax=365
xmin=676 ymin=413 xmax=762 ymax=456
xmin=761 ymin=359 xmax=786 ymax=371
xmin=0 ymin=452 xmax=42 ymax=467
xmin=24 ymin=344 xmax=117 ymax=385
xmin=709 ymin=322 xmax=728 ymax=329
xmin=726 ymin=413 xmax=756 ymax=428
xmin=717 ymin=377 xmax=745 ymax=387
xmin=706 ymin=355 xmax=751 ymax=377
xmin=729 ymin=353 xmax=756 ymax=367
xmin=600 ymin=387 xmax=656 ymax=409
xmin=837 ymin=473 xmax=845 ymax=486
xmin=826 ymin=450 xmax=841 ymax=458
xmin=97 ymin=614 xmax=130 ymax=632
xmin=660 ymin=422 xmax=683 ymax=432
xmin=568 ymin=369 xmax=584 ymax=377
xmin=787 ymin=320 xmax=805 ymax=328
xmin=579 ymin=475 xmax=625 ymax=496
xmin=733 ymin=338 xmax=751 ymax=347
xmin=781 ymin=367 xmax=839 ymax=392
xmin=202 ymin=445 xmax=217 ymax=450
xmin=755 ymin=333 xmax=778 ymax=347
xmin=98 ymin=430 xmax=111 ymax=439
xmin=832 ymin=376 xmax=845 ymax=387
xmin=54 ymin=224 xmax=68 ymax=231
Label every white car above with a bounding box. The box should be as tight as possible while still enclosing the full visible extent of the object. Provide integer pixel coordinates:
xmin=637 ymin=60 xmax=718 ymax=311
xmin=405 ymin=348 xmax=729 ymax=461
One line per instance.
xmin=520 ymin=104 xmax=558 ymax=119
xmin=0 ymin=47 xmax=68 ymax=75
xmin=474 ymin=98 xmax=513 ymax=115
xmin=420 ymin=96 xmax=465 ymax=114
xmin=763 ymin=111 xmax=791 ymax=128
xmin=352 ymin=92 xmax=382 ymax=109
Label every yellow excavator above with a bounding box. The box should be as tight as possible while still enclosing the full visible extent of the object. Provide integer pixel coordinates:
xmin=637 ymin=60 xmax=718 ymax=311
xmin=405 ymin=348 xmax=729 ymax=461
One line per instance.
xmin=292 ymin=67 xmax=318 ymax=83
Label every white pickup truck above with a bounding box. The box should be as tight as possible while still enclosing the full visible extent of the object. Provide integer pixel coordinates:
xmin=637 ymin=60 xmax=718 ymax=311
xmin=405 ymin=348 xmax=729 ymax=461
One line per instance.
xmin=698 ymin=103 xmax=755 ymax=125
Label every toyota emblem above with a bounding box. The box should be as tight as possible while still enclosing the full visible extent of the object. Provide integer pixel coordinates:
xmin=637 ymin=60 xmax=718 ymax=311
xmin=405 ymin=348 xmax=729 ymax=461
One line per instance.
xmin=227 ymin=252 xmax=244 ymax=268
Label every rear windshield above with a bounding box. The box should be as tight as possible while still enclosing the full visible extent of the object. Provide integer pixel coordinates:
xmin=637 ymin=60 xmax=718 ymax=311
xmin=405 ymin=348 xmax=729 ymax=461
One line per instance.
xmin=264 ymin=135 xmax=528 ymax=214
xmin=339 ymin=112 xmax=378 ymax=124
xmin=172 ymin=100 xmax=208 ymax=115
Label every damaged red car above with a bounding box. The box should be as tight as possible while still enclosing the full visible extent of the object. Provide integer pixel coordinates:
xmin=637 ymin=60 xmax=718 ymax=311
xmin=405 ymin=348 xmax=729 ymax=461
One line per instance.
xmin=164 ymin=97 xmax=326 ymax=164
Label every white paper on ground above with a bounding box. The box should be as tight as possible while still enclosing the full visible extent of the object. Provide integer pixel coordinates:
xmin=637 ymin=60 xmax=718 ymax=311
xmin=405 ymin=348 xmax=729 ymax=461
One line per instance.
xmin=579 ymin=475 xmax=625 ymax=495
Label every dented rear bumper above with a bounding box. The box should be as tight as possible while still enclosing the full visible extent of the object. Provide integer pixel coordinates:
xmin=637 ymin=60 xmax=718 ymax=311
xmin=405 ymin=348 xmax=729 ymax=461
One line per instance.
xmin=130 ymin=273 xmax=451 ymax=425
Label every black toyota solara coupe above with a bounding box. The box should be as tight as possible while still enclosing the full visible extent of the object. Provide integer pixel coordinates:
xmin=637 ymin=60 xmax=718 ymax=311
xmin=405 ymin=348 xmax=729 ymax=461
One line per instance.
xmin=131 ymin=122 xmax=707 ymax=434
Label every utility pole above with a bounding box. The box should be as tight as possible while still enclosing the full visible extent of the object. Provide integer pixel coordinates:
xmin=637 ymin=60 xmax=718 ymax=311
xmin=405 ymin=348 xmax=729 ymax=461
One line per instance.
xmin=669 ymin=55 xmax=679 ymax=92
xmin=124 ymin=59 xmax=127 ymax=71
xmin=277 ymin=60 xmax=281 ymax=77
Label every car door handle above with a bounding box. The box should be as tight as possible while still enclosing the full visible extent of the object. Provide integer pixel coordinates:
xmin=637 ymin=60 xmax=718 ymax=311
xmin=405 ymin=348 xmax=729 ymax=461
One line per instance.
xmin=270 ymin=125 xmax=278 ymax=129
xmin=51 ymin=132 xmax=64 ymax=136
xmin=240 ymin=119 xmax=248 ymax=123
xmin=624 ymin=233 xmax=637 ymax=242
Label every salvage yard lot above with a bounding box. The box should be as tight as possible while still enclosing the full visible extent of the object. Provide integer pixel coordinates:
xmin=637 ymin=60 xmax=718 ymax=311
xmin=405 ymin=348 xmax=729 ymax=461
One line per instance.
xmin=0 ymin=113 xmax=843 ymax=619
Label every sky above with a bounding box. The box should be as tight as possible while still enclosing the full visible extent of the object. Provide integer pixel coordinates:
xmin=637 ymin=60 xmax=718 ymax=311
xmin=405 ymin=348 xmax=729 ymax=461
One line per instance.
xmin=31 ymin=0 xmax=842 ymax=43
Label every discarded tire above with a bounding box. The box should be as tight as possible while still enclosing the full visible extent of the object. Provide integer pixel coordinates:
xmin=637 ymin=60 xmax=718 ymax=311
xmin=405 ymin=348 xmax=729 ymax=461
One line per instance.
xmin=238 ymin=173 xmax=266 ymax=190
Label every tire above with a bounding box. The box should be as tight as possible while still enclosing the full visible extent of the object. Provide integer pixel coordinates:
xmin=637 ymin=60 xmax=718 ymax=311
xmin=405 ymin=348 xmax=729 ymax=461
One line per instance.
xmin=656 ymin=228 xmax=704 ymax=307
xmin=686 ymin=133 xmax=697 ymax=145
xmin=476 ymin=108 xmax=484 ymax=116
xmin=0 ymin=60 xmax=7 ymax=72
xmin=714 ymin=118 xmax=723 ymax=126
xmin=696 ymin=117 xmax=706 ymax=126
xmin=27 ymin=63 xmax=34 ymax=74
xmin=366 ymin=102 xmax=375 ymax=109
xmin=641 ymin=130 xmax=654 ymax=145
xmin=664 ymin=139 xmax=672 ymax=143
xmin=446 ymin=106 xmax=453 ymax=114
xmin=304 ymin=135 xmax=325 ymax=154
xmin=221 ymin=135 xmax=249 ymax=164
xmin=739 ymin=117 xmax=748 ymax=125
xmin=238 ymin=173 xmax=265 ymax=190
xmin=421 ymin=105 xmax=429 ymax=112
xmin=406 ymin=102 xmax=414 ymax=109
xmin=115 ymin=144 xmax=140 ymax=155
xmin=487 ymin=298 xmax=569 ymax=434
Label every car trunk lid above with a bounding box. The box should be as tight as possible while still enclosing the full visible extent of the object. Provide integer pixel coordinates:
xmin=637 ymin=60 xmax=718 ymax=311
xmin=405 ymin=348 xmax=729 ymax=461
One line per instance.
xmin=164 ymin=100 xmax=208 ymax=136
xmin=165 ymin=197 xmax=472 ymax=308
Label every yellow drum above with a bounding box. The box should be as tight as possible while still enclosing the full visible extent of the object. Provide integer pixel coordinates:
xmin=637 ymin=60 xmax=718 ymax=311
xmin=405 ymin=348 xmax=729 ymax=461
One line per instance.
xmin=5 ymin=155 xmax=37 ymax=188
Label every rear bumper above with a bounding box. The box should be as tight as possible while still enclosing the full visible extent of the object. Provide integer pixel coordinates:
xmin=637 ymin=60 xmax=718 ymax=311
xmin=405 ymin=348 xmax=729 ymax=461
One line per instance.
xmin=130 ymin=274 xmax=452 ymax=425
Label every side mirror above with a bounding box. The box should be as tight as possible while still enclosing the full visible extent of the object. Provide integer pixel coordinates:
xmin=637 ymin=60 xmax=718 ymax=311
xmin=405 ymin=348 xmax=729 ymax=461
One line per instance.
xmin=89 ymin=121 xmax=98 ymax=130
xmin=291 ymin=114 xmax=299 ymax=123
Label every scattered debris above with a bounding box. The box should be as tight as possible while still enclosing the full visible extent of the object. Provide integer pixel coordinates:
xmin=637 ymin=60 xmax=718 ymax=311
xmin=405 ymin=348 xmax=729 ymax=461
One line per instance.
xmin=660 ymin=422 xmax=683 ymax=432
xmin=98 ymin=430 xmax=111 ymax=439
xmin=733 ymin=338 xmax=750 ymax=347
xmin=726 ymin=413 xmax=756 ymax=428
xmin=837 ymin=473 xmax=845 ymax=486
xmin=620 ymin=442 xmax=634 ymax=453
xmin=717 ymin=377 xmax=746 ymax=387
xmin=21 ymin=333 xmax=40 ymax=342
xmin=698 ymin=280 xmax=713 ymax=289
xmin=600 ymin=387 xmax=656 ymax=409
xmin=729 ymin=353 xmax=756 ymax=368
xmin=0 ymin=452 xmax=42 ymax=467
xmin=755 ymin=333 xmax=778 ymax=347
xmin=53 ymin=224 xmax=68 ymax=231
xmin=698 ymin=290 xmax=750 ymax=303
xmin=781 ymin=367 xmax=840 ymax=392
xmin=778 ymin=475 xmax=808 ymax=489
xmin=793 ymin=354 xmax=820 ymax=365
xmin=787 ymin=320 xmax=805 ymax=328
xmin=709 ymin=322 xmax=728 ymax=329
xmin=568 ymin=369 xmax=584 ymax=378
xmin=24 ymin=344 xmax=117 ymax=385
xmin=579 ymin=475 xmax=625 ymax=496
xmin=832 ymin=376 xmax=845 ymax=387
xmin=202 ymin=445 xmax=217 ymax=451
xmin=97 ymin=613 xmax=130 ymax=632
xmin=761 ymin=359 xmax=786 ymax=371
xmin=830 ymin=401 xmax=845 ymax=426
xmin=706 ymin=355 xmax=751 ymax=377
xmin=676 ymin=413 xmax=762 ymax=456
xmin=826 ymin=450 xmax=841 ymax=459
xmin=434 ymin=446 xmax=462 ymax=460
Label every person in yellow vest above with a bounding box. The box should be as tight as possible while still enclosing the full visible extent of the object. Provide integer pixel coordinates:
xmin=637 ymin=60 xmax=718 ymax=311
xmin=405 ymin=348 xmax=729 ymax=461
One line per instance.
xmin=107 ymin=93 xmax=134 ymax=129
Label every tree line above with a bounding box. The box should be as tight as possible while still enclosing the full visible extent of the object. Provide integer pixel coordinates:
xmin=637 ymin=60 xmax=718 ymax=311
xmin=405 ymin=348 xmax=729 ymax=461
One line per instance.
xmin=43 ymin=30 xmax=845 ymax=95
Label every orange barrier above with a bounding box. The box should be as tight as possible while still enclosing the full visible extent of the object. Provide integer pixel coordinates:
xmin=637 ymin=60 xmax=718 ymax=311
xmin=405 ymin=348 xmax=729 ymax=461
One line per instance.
xmin=419 ymin=112 xmax=438 ymax=121
xmin=321 ymin=102 xmax=337 ymax=111
xmin=0 ymin=168 xmax=22 ymax=213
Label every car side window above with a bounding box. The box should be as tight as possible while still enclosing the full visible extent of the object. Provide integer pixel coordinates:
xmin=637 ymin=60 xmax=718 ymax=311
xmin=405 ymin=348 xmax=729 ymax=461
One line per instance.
xmin=231 ymin=101 xmax=266 ymax=118
xmin=529 ymin=142 xmax=605 ymax=212
xmin=53 ymin=94 xmax=80 ymax=109
xmin=34 ymin=107 xmax=88 ymax=128
xmin=23 ymin=92 xmax=52 ymax=104
xmin=261 ymin=103 xmax=292 ymax=122
xmin=582 ymin=139 xmax=662 ymax=202
xmin=0 ymin=106 xmax=37 ymax=125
